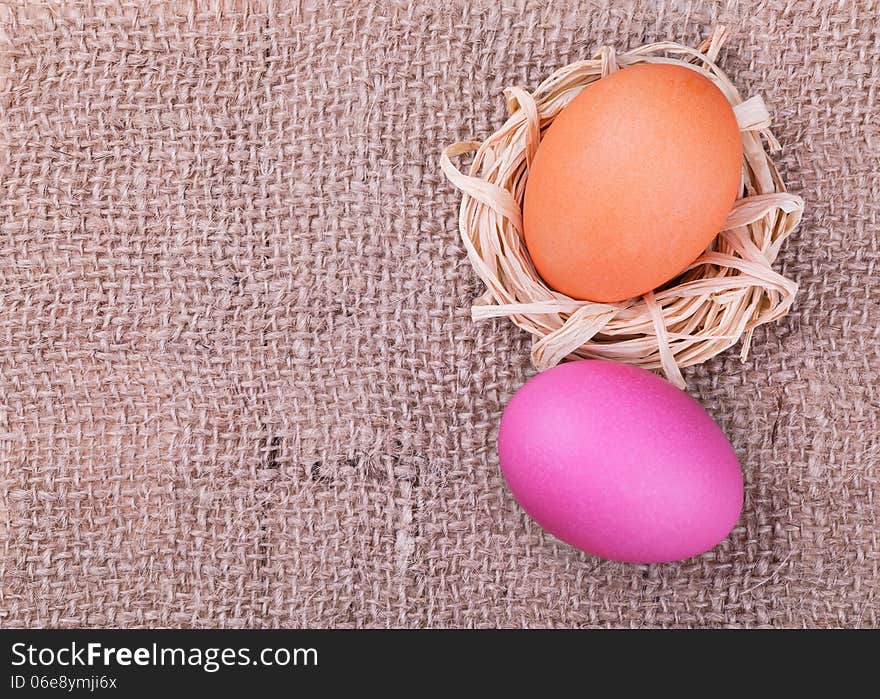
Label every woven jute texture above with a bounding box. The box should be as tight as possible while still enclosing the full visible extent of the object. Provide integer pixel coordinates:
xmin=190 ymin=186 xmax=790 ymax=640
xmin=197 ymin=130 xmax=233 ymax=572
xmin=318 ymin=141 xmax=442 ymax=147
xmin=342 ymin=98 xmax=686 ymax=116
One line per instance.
xmin=1 ymin=1 xmax=877 ymax=628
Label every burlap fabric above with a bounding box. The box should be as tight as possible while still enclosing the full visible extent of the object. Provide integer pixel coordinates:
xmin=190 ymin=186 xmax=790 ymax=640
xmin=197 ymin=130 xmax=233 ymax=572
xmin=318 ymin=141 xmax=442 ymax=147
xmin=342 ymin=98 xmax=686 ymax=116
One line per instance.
xmin=0 ymin=1 xmax=877 ymax=628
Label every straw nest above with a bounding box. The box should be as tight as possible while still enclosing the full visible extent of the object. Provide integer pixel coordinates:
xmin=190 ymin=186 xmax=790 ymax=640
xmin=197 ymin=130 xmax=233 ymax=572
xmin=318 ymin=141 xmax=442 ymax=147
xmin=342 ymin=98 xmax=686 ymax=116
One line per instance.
xmin=440 ymin=26 xmax=804 ymax=388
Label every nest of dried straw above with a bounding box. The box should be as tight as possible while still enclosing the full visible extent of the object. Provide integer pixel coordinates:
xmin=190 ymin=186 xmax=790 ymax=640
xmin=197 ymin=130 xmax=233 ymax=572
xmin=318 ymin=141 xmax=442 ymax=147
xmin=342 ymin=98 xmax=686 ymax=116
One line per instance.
xmin=440 ymin=26 xmax=803 ymax=388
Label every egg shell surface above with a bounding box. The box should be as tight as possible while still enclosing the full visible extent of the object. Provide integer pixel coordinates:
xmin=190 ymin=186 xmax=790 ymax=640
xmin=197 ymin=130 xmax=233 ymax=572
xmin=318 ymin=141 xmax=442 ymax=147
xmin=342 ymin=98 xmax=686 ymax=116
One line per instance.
xmin=497 ymin=360 xmax=743 ymax=563
xmin=522 ymin=63 xmax=743 ymax=302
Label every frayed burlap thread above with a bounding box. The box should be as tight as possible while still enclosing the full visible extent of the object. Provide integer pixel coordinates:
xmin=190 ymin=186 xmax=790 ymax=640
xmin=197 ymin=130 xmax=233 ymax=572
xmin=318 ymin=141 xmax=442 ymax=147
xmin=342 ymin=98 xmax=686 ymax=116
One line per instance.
xmin=0 ymin=1 xmax=877 ymax=628
xmin=441 ymin=26 xmax=804 ymax=388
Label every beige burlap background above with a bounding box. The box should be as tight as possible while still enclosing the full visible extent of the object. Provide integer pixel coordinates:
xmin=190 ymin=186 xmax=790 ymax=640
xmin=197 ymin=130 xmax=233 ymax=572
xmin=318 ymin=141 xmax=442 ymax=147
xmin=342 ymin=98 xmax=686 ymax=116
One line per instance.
xmin=0 ymin=0 xmax=877 ymax=628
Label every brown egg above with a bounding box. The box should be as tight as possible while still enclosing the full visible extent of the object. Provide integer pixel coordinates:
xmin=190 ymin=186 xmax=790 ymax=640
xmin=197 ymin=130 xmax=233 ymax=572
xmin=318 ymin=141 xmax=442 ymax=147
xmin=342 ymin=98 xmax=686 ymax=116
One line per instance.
xmin=523 ymin=63 xmax=742 ymax=302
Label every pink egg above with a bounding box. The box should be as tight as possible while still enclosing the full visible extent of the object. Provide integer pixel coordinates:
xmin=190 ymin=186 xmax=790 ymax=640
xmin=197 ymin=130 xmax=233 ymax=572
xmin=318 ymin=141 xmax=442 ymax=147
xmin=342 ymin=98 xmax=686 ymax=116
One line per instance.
xmin=498 ymin=361 xmax=743 ymax=563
